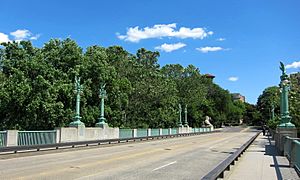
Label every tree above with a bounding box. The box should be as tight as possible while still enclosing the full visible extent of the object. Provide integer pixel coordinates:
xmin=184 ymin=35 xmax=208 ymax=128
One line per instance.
xmin=0 ymin=38 xmax=250 ymax=130
xmin=257 ymin=86 xmax=280 ymax=126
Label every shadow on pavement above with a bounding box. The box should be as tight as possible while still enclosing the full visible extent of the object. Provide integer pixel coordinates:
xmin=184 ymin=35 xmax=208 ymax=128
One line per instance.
xmin=265 ymin=135 xmax=283 ymax=180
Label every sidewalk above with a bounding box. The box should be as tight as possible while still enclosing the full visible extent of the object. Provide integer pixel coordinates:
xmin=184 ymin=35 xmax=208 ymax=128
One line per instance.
xmin=225 ymin=133 xmax=299 ymax=180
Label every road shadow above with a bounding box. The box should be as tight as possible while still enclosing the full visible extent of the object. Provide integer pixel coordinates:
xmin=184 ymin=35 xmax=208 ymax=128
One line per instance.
xmin=264 ymin=136 xmax=283 ymax=180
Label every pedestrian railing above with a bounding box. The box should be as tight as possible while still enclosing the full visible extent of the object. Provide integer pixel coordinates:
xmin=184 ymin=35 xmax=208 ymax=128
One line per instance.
xmin=171 ymin=128 xmax=177 ymax=135
xmin=151 ymin=128 xmax=160 ymax=136
xmin=0 ymin=131 xmax=7 ymax=147
xmin=119 ymin=129 xmax=133 ymax=139
xmin=2 ymin=127 xmax=212 ymax=148
xmin=18 ymin=131 xmax=56 ymax=146
xmin=162 ymin=128 xmax=169 ymax=135
xmin=283 ymin=136 xmax=300 ymax=175
xmin=136 ymin=129 xmax=147 ymax=137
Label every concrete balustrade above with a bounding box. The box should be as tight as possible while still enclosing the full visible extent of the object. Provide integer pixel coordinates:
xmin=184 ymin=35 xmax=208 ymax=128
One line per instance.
xmin=270 ymin=130 xmax=300 ymax=174
xmin=56 ymin=126 xmax=119 ymax=143
xmin=283 ymin=136 xmax=300 ymax=169
xmin=0 ymin=126 xmax=213 ymax=147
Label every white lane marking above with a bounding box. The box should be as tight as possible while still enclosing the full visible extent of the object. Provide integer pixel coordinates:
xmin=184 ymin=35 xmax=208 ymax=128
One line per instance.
xmin=152 ymin=161 xmax=177 ymax=171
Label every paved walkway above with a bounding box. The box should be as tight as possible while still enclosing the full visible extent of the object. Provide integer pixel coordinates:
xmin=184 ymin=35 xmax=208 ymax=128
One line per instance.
xmin=225 ymin=133 xmax=299 ymax=180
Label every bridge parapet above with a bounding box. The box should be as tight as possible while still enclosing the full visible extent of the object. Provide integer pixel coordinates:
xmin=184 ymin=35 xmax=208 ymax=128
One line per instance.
xmin=0 ymin=126 xmax=213 ymax=147
xmin=270 ymin=128 xmax=300 ymax=175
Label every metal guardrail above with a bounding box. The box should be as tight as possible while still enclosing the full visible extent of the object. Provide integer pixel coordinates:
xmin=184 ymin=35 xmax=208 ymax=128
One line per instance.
xmin=18 ymin=131 xmax=56 ymax=146
xmin=201 ymin=131 xmax=261 ymax=180
xmin=0 ymin=131 xmax=7 ymax=147
xmin=136 ymin=129 xmax=148 ymax=137
xmin=0 ymin=130 xmax=219 ymax=154
xmin=161 ymin=128 xmax=169 ymax=135
xmin=119 ymin=129 xmax=133 ymax=139
xmin=171 ymin=128 xmax=177 ymax=135
xmin=151 ymin=129 xmax=160 ymax=136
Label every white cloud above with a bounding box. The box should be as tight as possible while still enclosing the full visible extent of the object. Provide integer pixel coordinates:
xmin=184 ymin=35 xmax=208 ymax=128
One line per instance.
xmin=286 ymin=61 xmax=300 ymax=69
xmin=117 ymin=23 xmax=213 ymax=42
xmin=9 ymin=29 xmax=40 ymax=41
xmin=217 ymin=38 xmax=226 ymax=41
xmin=0 ymin=33 xmax=10 ymax=43
xmin=196 ymin=46 xmax=223 ymax=53
xmin=10 ymin=29 xmax=31 ymax=40
xmin=155 ymin=42 xmax=186 ymax=52
xmin=30 ymin=34 xmax=41 ymax=40
xmin=228 ymin=77 xmax=239 ymax=81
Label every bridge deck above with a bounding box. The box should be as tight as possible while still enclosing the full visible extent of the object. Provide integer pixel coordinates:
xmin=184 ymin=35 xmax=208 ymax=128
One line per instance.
xmin=0 ymin=127 xmax=256 ymax=180
xmin=225 ymin=133 xmax=299 ymax=180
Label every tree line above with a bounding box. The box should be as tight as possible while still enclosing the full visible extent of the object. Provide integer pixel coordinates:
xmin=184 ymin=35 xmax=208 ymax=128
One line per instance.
xmin=0 ymin=39 xmax=258 ymax=130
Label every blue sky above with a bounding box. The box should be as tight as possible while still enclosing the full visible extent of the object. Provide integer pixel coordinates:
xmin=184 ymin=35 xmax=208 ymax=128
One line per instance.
xmin=1 ymin=0 xmax=300 ymax=104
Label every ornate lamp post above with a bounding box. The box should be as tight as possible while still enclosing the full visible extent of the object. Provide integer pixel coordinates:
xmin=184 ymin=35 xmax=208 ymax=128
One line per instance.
xmin=70 ymin=76 xmax=85 ymax=127
xmin=96 ymin=83 xmax=108 ymax=127
xmin=275 ymin=62 xmax=297 ymax=154
xmin=278 ymin=62 xmax=295 ymax=127
xmin=178 ymin=104 xmax=183 ymax=127
xmin=184 ymin=105 xmax=188 ymax=127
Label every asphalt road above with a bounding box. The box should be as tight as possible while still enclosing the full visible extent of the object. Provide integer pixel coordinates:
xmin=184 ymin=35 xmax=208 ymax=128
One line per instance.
xmin=0 ymin=127 xmax=258 ymax=180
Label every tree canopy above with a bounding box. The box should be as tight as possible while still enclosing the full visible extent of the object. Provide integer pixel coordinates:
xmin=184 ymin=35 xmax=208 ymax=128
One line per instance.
xmin=0 ymin=39 xmax=250 ymax=130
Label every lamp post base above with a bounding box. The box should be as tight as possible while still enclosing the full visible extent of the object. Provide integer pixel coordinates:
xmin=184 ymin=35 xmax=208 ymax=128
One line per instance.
xmin=96 ymin=117 xmax=108 ymax=128
xmin=69 ymin=117 xmax=85 ymax=127
xmin=278 ymin=116 xmax=295 ymax=128
xmin=277 ymin=122 xmax=296 ymax=128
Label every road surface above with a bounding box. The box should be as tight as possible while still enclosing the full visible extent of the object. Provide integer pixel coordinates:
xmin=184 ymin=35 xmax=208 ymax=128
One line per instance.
xmin=0 ymin=127 xmax=258 ymax=180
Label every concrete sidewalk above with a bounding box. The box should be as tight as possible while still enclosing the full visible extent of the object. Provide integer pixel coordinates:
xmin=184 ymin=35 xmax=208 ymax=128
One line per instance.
xmin=225 ymin=133 xmax=299 ymax=180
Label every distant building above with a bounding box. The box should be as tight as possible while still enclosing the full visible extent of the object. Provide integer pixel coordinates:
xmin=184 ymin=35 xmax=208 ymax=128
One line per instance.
xmin=204 ymin=74 xmax=215 ymax=80
xmin=231 ymin=93 xmax=245 ymax=103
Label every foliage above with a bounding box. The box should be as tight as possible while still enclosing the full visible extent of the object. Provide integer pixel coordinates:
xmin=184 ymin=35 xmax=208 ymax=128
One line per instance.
xmin=257 ymin=73 xmax=300 ymax=129
xmin=0 ymin=39 xmax=251 ymax=130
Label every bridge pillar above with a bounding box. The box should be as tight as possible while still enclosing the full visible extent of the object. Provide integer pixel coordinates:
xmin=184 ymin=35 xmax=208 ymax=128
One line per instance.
xmin=168 ymin=128 xmax=172 ymax=135
xmin=6 ymin=130 xmax=18 ymax=146
xmin=132 ymin=129 xmax=137 ymax=138
xmin=147 ymin=129 xmax=151 ymax=136
xmin=159 ymin=128 xmax=163 ymax=136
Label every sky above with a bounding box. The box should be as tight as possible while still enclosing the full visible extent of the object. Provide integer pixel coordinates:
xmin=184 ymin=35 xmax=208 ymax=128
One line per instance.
xmin=1 ymin=0 xmax=300 ymax=104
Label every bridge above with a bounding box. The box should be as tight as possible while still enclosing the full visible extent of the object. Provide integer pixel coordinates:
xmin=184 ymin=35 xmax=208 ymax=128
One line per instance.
xmin=0 ymin=127 xmax=299 ymax=179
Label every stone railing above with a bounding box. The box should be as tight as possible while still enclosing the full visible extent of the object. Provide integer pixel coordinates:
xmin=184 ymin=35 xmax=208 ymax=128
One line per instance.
xmin=0 ymin=126 xmax=213 ymax=147
xmin=119 ymin=127 xmax=211 ymax=139
xmin=270 ymin=128 xmax=300 ymax=174
xmin=283 ymin=136 xmax=300 ymax=173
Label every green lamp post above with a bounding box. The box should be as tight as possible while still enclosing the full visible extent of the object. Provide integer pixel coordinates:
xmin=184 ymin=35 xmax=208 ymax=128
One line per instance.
xmin=184 ymin=105 xmax=188 ymax=127
xmin=96 ymin=83 xmax=108 ymax=127
xmin=70 ymin=76 xmax=85 ymax=127
xmin=278 ymin=62 xmax=295 ymax=127
xmin=178 ymin=104 xmax=183 ymax=127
